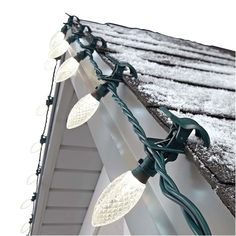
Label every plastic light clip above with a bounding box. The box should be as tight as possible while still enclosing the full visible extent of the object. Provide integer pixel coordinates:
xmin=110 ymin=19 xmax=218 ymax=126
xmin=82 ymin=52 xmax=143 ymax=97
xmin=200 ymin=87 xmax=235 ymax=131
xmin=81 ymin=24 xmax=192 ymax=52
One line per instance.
xmin=31 ymin=192 xmax=37 ymax=202
xmin=36 ymin=166 xmax=41 ymax=176
xmin=61 ymin=13 xmax=80 ymax=34
xmin=151 ymin=107 xmax=211 ymax=162
xmin=46 ymin=96 xmax=54 ymax=106
xmin=99 ymin=57 xmax=137 ymax=83
xmin=29 ymin=215 xmax=33 ymax=224
xmin=77 ymin=35 xmax=107 ymax=52
xmin=71 ymin=24 xmax=92 ymax=37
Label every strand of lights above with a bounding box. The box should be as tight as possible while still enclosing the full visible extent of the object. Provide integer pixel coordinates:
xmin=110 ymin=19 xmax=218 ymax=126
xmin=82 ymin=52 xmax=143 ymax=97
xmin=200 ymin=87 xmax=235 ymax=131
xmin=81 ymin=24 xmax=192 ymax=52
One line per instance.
xmin=34 ymin=15 xmax=83 ymax=117
xmin=63 ymin=15 xmax=211 ymax=235
xmin=22 ymin=63 xmax=56 ymax=235
xmin=20 ymin=193 xmax=37 ymax=210
xmin=22 ymin=14 xmax=81 ymax=235
xmin=29 ymin=13 xmax=212 ymax=235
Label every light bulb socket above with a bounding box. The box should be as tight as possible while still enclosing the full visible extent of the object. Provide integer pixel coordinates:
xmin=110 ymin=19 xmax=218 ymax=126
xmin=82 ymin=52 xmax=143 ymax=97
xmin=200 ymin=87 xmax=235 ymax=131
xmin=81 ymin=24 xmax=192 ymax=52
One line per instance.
xmin=74 ymin=50 xmax=90 ymax=62
xmin=61 ymin=24 xmax=68 ymax=35
xmin=91 ymin=84 xmax=110 ymax=101
xmin=132 ymin=156 xmax=157 ymax=184
xmin=67 ymin=35 xmax=78 ymax=44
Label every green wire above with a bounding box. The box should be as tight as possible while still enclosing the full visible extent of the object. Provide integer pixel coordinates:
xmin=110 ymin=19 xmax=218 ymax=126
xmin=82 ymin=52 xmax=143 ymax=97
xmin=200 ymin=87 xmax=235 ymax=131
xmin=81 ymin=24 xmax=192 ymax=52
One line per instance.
xmin=159 ymin=177 xmax=203 ymax=235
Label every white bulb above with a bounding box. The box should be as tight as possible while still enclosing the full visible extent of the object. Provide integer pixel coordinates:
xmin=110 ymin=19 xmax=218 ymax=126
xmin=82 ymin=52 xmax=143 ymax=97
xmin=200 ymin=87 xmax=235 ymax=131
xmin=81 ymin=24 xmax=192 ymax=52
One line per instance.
xmin=30 ymin=142 xmax=41 ymax=153
xmin=26 ymin=173 xmax=37 ymax=185
xmin=20 ymin=222 xmax=30 ymax=234
xmin=92 ymin=171 xmax=146 ymax=227
xmin=49 ymin=31 xmax=65 ymax=49
xmin=30 ymin=143 xmax=41 ymax=153
xmin=20 ymin=199 xmax=32 ymax=209
xmin=55 ymin=57 xmax=79 ymax=82
xmin=48 ymin=40 xmax=69 ymax=59
xmin=67 ymin=94 xmax=100 ymax=129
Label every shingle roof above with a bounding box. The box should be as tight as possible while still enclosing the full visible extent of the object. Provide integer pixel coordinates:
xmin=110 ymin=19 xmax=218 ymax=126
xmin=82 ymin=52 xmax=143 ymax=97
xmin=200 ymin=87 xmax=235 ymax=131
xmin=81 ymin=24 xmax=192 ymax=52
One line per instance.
xmin=81 ymin=20 xmax=235 ymax=216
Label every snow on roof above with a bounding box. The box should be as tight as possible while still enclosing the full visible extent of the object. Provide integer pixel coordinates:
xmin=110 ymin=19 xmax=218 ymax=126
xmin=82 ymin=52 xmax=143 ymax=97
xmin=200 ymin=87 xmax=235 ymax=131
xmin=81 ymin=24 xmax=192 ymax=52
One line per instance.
xmin=82 ymin=20 xmax=235 ymax=215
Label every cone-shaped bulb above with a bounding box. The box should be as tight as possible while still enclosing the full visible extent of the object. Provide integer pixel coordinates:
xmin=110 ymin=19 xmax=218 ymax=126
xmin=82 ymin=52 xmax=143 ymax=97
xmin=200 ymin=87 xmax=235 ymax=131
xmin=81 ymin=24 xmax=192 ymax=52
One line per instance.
xmin=92 ymin=171 xmax=146 ymax=227
xmin=20 ymin=199 xmax=32 ymax=209
xmin=48 ymin=31 xmax=68 ymax=59
xmin=26 ymin=173 xmax=37 ymax=185
xmin=48 ymin=39 xmax=69 ymax=59
xmin=49 ymin=31 xmax=65 ymax=49
xmin=20 ymin=222 xmax=30 ymax=234
xmin=30 ymin=142 xmax=41 ymax=153
xmin=55 ymin=57 xmax=79 ymax=82
xmin=66 ymin=94 xmax=100 ymax=129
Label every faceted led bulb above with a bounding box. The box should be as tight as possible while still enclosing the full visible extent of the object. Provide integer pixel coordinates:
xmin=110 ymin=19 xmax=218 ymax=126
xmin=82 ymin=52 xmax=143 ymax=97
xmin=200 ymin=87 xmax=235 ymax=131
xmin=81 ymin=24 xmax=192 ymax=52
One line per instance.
xmin=49 ymin=31 xmax=65 ymax=49
xmin=48 ymin=40 xmax=69 ymax=59
xmin=20 ymin=222 xmax=30 ymax=234
xmin=26 ymin=174 xmax=37 ymax=185
xmin=20 ymin=199 xmax=32 ymax=209
xmin=66 ymin=94 xmax=100 ymax=129
xmin=30 ymin=142 xmax=41 ymax=153
xmin=55 ymin=57 xmax=79 ymax=82
xmin=92 ymin=171 xmax=146 ymax=227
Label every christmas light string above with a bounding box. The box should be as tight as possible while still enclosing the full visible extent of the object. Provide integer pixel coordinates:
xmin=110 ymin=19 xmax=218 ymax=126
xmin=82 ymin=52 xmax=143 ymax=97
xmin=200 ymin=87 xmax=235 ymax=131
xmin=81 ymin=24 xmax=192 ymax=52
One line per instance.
xmin=21 ymin=15 xmax=81 ymax=235
xmin=25 ymin=14 xmax=212 ymax=235
xmin=21 ymin=61 xmax=59 ymax=235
